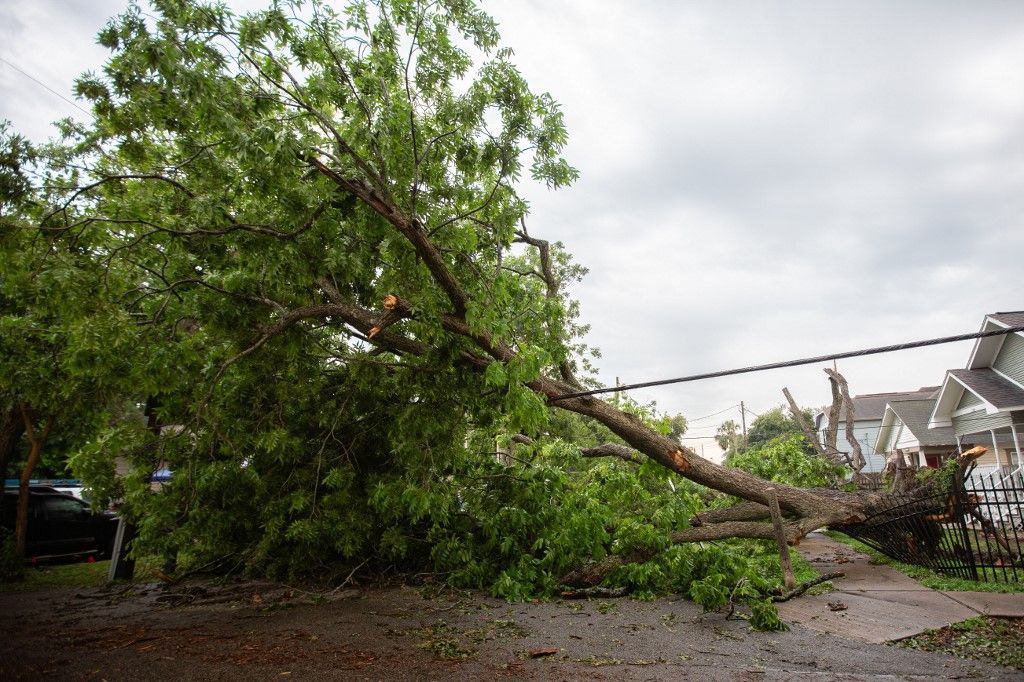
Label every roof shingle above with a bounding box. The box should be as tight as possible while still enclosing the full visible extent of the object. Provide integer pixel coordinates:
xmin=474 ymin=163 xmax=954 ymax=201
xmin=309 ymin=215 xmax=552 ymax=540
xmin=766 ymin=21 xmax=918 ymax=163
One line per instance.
xmin=948 ymin=368 xmax=1024 ymax=410
xmin=989 ymin=311 xmax=1024 ymax=328
xmin=887 ymin=399 xmax=957 ymax=447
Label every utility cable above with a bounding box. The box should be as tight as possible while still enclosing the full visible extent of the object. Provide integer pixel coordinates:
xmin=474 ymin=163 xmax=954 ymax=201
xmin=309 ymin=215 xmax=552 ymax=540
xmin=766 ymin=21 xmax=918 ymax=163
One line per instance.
xmin=0 ymin=56 xmax=91 ymax=116
xmin=550 ymin=325 xmax=1024 ymax=402
xmin=685 ymin=404 xmax=741 ymax=422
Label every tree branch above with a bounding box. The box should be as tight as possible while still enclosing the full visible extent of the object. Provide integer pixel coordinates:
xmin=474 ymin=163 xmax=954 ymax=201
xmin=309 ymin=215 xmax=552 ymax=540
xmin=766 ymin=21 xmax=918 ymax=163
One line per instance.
xmin=580 ymin=443 xmax=643 ymax=464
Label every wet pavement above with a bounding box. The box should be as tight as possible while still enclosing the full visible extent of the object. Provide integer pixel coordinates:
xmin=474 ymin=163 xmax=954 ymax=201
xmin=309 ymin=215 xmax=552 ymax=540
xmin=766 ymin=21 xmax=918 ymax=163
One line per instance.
xmin=776 ymin=533 xmax=1024 ymax=644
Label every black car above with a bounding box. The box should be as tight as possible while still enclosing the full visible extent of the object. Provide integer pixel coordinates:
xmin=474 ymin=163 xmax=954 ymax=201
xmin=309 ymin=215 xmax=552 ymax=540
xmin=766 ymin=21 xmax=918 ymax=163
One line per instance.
xmin=1 ymin=488 xmax=119 ymax=563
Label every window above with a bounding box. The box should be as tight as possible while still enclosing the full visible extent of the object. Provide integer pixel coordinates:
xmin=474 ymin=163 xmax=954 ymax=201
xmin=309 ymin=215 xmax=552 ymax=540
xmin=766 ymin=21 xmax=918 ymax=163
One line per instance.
xmin=41 ymin=496 xmax=88 ymax=521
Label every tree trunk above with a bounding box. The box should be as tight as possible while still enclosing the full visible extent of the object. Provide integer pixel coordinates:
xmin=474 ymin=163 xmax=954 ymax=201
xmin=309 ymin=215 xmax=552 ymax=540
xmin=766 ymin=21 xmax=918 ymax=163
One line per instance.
xmin=824 ymin=368 xmax=865 ymax=473
xmin=782 ymin=386 xmax=828 ymax=460
xmin=0 ymin=404 xmax=25 ymax=527
xmin=15 ymin=407 xmax=53 ymax=558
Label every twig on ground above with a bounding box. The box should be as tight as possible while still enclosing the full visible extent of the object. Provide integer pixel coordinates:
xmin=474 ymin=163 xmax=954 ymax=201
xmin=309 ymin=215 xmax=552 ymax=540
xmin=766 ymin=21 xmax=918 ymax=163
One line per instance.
xmin=559 ymin=586 xmax=630 ymax=599
xmin=771 ymin=571 xmax=844 ymax=602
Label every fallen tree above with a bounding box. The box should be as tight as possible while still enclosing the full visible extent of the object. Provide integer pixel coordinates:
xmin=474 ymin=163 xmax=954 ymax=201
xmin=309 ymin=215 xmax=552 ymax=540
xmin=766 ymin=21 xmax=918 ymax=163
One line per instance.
xmin=7 ymin=0 xmax=981 ymax=595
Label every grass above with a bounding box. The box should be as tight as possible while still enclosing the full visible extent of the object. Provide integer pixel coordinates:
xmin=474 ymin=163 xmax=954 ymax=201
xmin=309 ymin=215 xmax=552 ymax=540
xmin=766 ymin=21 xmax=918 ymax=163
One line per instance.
xmin=896 ymin=616 xmax=1024 ymax=670
xmin=0 ymin=555 xmax=161 ymax=593
xmin=825 ymin=531 xmax=1024 ymax=594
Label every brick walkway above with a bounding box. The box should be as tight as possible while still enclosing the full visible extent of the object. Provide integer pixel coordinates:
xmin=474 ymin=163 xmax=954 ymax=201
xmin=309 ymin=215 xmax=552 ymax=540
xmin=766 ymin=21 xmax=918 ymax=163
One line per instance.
xmin=774 ymin=532 xmax=1024 ymax=643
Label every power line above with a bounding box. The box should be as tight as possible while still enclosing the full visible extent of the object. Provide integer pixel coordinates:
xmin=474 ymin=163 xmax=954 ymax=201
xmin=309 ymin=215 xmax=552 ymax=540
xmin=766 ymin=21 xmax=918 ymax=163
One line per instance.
xmin=550 ymin=325 xmax=1024 ymax=402
xmin=0 ymin=56 xmax=91 ymax=116
xmin=686 ymin=404 xmax=740 ymax=422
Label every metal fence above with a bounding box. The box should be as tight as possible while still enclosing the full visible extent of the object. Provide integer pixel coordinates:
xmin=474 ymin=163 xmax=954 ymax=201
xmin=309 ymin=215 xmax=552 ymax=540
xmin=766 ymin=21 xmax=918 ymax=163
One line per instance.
xmin=838 ymin=467 xmax=1023 ymax=583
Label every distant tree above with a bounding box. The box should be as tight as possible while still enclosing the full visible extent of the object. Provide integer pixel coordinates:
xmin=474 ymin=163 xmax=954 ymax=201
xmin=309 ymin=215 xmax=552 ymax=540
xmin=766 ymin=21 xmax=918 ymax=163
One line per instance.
xmin=667 ymin=414 xmax=687 ymax=443
xmin=715 ymin=419 xmax=743 ymax=456
xmin=0 ymin=129 xmax=144 ymax=557
xmin=746 ymin=407 xmax=815 ymax=450
xmin=727 ymin=434 xmax=846 ymax=489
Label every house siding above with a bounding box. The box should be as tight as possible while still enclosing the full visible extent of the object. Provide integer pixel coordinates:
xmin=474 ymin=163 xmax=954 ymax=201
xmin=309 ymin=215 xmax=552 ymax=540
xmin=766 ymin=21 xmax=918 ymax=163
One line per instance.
xmin=953 ymin=411 xmax=1012 ymax=436
xmin=825 ymin=419 xmax=886 ymax=473
xmin=993 ymin=333 xmax=1024 ymax=384
xmin=956 ymin=390 xmax=983 ymax=411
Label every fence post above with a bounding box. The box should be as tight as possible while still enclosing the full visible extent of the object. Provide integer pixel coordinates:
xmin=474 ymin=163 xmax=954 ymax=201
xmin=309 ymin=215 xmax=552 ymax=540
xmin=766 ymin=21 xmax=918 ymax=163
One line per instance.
xmin=952 ymin=480 xmax=980 ymax=581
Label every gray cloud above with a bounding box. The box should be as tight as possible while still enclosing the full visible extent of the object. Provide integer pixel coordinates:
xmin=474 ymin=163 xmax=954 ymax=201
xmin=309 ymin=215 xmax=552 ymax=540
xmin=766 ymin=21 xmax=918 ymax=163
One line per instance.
xmin=3 ymin=0 xmax=1023 ymax=459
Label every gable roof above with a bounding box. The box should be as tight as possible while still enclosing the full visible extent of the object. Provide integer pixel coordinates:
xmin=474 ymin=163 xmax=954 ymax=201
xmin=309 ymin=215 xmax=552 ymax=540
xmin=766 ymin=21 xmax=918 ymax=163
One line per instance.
xmin=822 ymin=387 xmax=940 ymax=423
xmin=947 ymin=368 xmax=1024 ymax=410
xmin=931 ymin=312 xmax=1024 ymax=428
xmin=967 ymin=311 xmax=1024 ymax=369
xmin=887 ymin=399 xmax=957 ymax=447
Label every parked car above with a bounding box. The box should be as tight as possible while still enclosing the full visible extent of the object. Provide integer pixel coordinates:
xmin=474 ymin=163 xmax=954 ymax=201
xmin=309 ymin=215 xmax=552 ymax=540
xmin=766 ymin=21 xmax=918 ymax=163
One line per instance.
xmin=1 ymin=487 xmax=118 ymax=563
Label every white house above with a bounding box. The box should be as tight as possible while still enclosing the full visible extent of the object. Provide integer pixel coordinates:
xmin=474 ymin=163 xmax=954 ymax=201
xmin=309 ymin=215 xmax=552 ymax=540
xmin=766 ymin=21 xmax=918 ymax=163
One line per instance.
xmin=874 ymin=398 xmax=957 ymax=469
xmin=814 ymin=387 xmax=939 ymax=473
xmin=928 ymin=312 xmax=1024 ymax=479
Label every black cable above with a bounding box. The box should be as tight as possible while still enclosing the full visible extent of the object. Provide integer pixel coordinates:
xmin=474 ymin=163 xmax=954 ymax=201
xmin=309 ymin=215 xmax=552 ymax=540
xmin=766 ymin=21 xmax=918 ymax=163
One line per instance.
xmin=550 ymin=325 xmax=1024 ymax=402
xmin=0 ymin=57 xmax=91 ymax=116
xmin=684 ymin=403 xmax=741 ymax=419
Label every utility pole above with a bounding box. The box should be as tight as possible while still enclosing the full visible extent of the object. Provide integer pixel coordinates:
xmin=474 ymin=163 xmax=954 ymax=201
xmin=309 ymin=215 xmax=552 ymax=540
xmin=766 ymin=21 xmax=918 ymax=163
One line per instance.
xmin=614 ymin=376 xmax=621 ymax=407
xmin=740 ymin=401 xmax=747 ymax=447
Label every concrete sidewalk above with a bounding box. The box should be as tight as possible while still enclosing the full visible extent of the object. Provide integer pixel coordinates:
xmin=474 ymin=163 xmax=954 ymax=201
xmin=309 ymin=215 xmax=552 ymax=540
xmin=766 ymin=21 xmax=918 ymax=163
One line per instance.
xmin=774 ymin=532 xmax=1024 ymax=643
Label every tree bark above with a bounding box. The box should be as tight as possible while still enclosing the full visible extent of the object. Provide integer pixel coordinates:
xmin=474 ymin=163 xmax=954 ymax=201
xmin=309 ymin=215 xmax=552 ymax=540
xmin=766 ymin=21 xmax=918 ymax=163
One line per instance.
xmin=782 ymin=387 xmax=829 ymax=460
xmin=766 ymin=488 xmax=796 ymax=590
xmin=824 ymin=374 xmax=842 ymax=457
xmin=580 ymin=443 xmax=644 ymax=464
xmin=824 ymin=368 xmax=865 ymax=473
xmin=0 ymin=404 xmax=25 ymax=527
xmin=15 ymin=406 xmax=53 ymax=558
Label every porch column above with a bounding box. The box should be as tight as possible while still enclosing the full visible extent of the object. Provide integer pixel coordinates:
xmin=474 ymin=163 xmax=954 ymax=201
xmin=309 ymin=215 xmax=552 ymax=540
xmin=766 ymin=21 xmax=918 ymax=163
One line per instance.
xmin=956 ymin=435 xmax=963 ymax=452
xmin=990 ymin=429 xmax=1002 ymax=469
xmin=1012 ymin=424 xmax=1022 ymax=468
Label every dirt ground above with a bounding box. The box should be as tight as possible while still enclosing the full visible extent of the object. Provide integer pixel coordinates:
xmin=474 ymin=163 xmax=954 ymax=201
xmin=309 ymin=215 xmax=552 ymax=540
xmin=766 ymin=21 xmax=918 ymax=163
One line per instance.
xmin=1 ymin=578 xmax=1019 ymax=681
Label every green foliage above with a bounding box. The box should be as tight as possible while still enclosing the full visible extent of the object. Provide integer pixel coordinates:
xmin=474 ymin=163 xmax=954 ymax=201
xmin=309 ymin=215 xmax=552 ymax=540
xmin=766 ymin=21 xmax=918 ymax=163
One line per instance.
xmin=913 ymin=456 xmax=960 ymax=493
xmin=727 ymin=434 xmax=846 ymax=488
xmin=1 ymin=0 xmax=798 ymax=632
xmin=745 ymin=407 xmax=814 ymax=450
xmin=715 ymin=419 xmax=742 ymax=456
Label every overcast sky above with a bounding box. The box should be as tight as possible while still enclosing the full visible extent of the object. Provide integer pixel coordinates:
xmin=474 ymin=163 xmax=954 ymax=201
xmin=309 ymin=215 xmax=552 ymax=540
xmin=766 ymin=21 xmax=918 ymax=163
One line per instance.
xmin=3 ymin=1 xmax=1022 ymax=460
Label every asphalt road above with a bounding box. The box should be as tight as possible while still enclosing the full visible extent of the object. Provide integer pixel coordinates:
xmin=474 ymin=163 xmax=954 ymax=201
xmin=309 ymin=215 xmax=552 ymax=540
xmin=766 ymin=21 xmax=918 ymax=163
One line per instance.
xmin=1 ymin=577 xmax=1019 ymax=680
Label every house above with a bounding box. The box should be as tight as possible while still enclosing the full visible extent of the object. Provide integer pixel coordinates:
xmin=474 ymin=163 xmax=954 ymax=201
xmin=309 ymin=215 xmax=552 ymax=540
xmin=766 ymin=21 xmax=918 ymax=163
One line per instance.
xmin=874 ymin=398 xmax=958 ymax=469
xmin=814 ymin=386 xmax=939 ymax=473
xmin=928 ymin=311 xmax=1024 ymax=478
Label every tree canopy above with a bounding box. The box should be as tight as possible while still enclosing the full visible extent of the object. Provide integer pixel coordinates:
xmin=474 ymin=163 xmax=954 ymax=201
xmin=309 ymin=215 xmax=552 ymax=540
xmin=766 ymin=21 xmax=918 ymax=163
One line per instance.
xmin=1 ymin=0 xmax=922 ymax=626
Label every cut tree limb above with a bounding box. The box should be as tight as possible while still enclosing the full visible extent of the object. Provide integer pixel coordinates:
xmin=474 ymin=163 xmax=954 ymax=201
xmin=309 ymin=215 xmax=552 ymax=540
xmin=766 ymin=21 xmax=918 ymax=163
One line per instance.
xmin=767 ymin=488 xmax=796 ymax=590
xmin=824 ymin=373 xmax=842 ymax=458
xmin=824 ymin=368 xmax=865 ymax=473
xmin=368 ymin=294 xmax=412 ymax=338
xmin=580 ymin=443 xmax=644 ymax=464
xmin=783 ymin=386 xmax=829 ymax=460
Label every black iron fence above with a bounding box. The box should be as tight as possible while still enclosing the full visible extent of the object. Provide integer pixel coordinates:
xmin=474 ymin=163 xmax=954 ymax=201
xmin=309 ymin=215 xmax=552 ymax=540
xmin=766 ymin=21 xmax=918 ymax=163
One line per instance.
xmin=837 ymin=468 xmax=1023 ymax=583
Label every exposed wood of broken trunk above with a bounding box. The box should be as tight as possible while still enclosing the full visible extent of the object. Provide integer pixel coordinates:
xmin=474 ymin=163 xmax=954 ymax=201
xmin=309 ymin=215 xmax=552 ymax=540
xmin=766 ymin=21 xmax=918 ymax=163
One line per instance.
xmin=824 ymin=368 xmax=865 ymax=473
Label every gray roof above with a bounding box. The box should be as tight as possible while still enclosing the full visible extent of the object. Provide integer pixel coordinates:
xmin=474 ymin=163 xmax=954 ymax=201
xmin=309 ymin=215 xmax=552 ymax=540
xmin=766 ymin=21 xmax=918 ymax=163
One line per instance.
xmin=949 ymin=368 xmax=1024 ymax=409
xmin=989 ymin=311 xmax=1024 ymax=328
xmin=839 ymin=386 xmax=941 ymax=421
xmin=887 ymin=399 xmax=957 ymax=447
